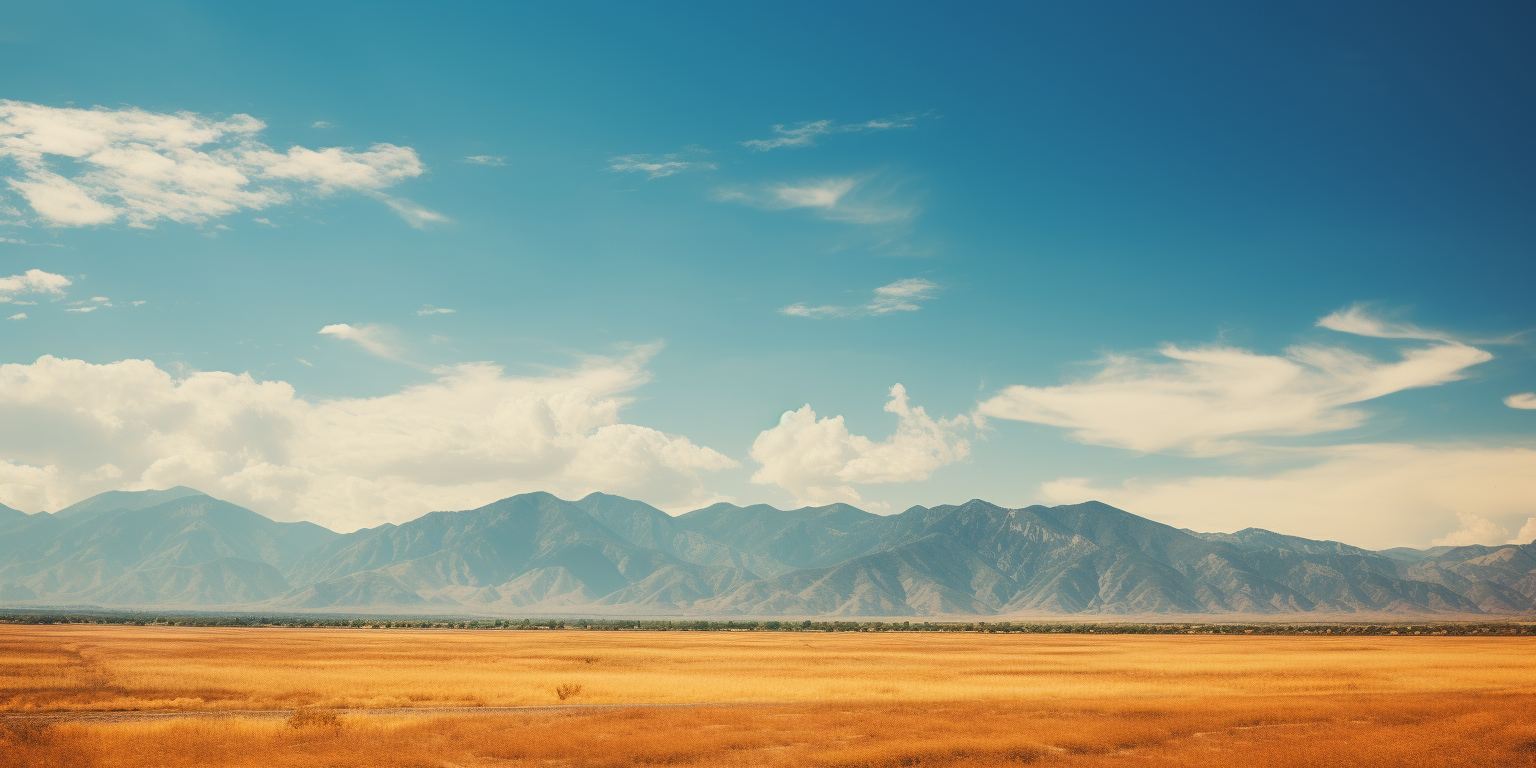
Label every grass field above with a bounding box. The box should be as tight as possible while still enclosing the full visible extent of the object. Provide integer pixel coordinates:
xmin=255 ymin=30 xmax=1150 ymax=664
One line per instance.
xmin=2 ymin=625 xmax=1533 ymax=767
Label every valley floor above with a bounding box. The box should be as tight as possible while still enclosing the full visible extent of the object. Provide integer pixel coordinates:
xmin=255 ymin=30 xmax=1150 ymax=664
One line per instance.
xmin=2 ymin=626 xmax=1532 ymax=766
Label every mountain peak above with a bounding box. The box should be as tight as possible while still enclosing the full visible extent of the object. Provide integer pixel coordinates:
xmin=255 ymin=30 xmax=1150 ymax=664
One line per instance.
xmin=53 ymin=486 xmax=209 ymax=519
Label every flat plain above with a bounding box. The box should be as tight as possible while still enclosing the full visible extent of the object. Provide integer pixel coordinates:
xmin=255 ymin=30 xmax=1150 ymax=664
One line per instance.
xmin=1 ymin=625 xmax=1532 ymax=767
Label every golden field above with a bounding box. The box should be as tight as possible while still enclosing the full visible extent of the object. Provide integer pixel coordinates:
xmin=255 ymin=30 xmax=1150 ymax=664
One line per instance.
xmin=1 ymin=625 xmax=1533 ymax=767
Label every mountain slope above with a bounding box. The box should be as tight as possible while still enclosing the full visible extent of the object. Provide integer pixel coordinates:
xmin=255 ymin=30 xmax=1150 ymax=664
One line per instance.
xmin=0 ymin=492 xmax=338 ymax=605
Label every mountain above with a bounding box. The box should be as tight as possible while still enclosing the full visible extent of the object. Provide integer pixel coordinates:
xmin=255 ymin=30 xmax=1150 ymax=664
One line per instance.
xmin=1 ymin=488 xmax=1531 ymax=617
xmin=52 ymin=485 xmax=206 ymax=519
xmin=0 ymin=490 xmax=339 ymax=605
xmin=275 ymin=492 xmax=757 ymax=611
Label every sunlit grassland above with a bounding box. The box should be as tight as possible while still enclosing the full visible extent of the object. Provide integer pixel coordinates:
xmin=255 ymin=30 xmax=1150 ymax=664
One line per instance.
xmin=3 ymin=625 xmax=1530 ymax=711
xmin=1 ymin=625 xmax=1532 ymax=766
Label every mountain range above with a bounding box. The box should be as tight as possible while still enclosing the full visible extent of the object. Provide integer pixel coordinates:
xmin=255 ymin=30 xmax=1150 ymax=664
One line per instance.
xmin=2 ymin=488 xmax=1532 ymax=617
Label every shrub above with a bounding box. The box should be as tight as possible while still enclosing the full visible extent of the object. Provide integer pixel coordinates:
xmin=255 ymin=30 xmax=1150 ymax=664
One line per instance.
xmin=287 ymin=707 xmax=343 ymax=732
xmin=554 ymin=683 xmax=583 ymax=701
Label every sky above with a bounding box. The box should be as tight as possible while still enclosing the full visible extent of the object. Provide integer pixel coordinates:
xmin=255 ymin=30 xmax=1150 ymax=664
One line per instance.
xmin=0 ymin=1 xmax=1532 ymax=548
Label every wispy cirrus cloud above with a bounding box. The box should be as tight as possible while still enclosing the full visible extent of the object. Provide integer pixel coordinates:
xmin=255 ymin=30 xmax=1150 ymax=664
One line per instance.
xmin=463 ymin=155 xmax=507 ymax=166
xmin=781 ymin=277 xmax=939 ymax=319
xmin=742 ymin=114 xmax=923 ymax=152
xmin=718 ymin=176 xmax=914 ymax=225
xmin=319 ymin=323 xmax=411 ymax=364
xmin=0 ymin=100 xmax=443 ymax=229
xmin=977 ymin=306 xmax=1493 ymax=456
xmin=417 ymin=304 xmax=455 ymax=316
xmin=609 ymin=154 xmax=716 ymax=179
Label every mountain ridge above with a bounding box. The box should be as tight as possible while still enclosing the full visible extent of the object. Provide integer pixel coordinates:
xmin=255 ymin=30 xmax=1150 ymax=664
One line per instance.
xmin=2 ymin=488 xmax=1531 ymax=618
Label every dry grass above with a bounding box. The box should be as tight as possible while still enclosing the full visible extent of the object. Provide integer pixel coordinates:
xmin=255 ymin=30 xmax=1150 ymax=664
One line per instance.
xmin=1 ymin=626 xmax=1532 ymax=767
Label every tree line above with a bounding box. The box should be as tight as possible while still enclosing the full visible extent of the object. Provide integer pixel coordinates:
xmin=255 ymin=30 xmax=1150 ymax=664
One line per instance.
xmin=0 ymin=609 xmax=1530 ymax=635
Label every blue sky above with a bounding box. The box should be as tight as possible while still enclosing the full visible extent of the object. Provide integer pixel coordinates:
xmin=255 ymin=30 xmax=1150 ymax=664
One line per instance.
xmin=1 ymin=1 xmax=1532 ymax=547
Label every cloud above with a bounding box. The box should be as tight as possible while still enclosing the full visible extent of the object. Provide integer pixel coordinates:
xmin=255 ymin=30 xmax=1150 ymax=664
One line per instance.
xmin=719 ymin=176 xmax=913 ymax=225
xmin=1511 ymin=518 xmax=1536 ymax=545
xmin=1505 ymin=393 xmax=1536 ymax=410
xmin=780 ymin=277 xmax=939 ymax=319
xmin=608 ymin=154 xmax=715 ymax=179
xmin=0 ymin=350 xmax=739 ymax=530
xmin=0 ymin=100 xmax=433 ymax=229
xmin=64 ymin=306 xmax=96 ymax=313
xmin=378 ymin=195 xmax=450 ymax=229
xmin=296 ymin=358 xmax=312 ymax=367
xmin=977 ymin=307 xmax=1492 ymax=456
xmin=6 ymin=313 xmax=23 ymax=320
xmin=311 ymin=121 xmax=333 ymax=129
xmin=417 ymin=305 xmax=455 ymax=316
xmin=1039 ymin=443 xmax=1536 ymax=549
xmin=1431 ymin=512 xmax=1510 ymax=547
xmin=318 ymin=323 xmax=405 ymax=361
xmin=742 ymin=114 xmax=921 ymax=151
xmin=0 ymin=268 xmax=70 ymax=297
xmin=463 ymin=155 xmax=507 ymax=166
xmin=749 ymin=384 xmax=969 ymax=507
xmin=1316 ymin=303 xmax=1456 ymax=342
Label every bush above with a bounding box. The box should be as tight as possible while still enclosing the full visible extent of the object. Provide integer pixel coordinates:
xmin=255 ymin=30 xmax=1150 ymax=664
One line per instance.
xmin=287 ymin=707 xmax=343 ymax=732
xmin=554 ymin=683 xmax=583 ymax=701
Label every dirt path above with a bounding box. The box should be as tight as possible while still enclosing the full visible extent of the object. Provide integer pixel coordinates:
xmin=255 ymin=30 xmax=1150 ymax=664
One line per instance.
xmin=0 ymin=701 xmax=758 ymax=725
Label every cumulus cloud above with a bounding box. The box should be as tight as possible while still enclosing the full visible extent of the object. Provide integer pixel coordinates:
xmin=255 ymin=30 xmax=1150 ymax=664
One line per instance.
xmin=608 ymin=154 xmax=715 ymax=179
xmin=1431 ymin=512 xmax=1511 ymax=547
xmin=1511 ymin=517 xmax=1536 ymax=545
xmin=0 ymin=268 xmax=70 ymax=298
xmin=0 ymin=99 xmax=439 ymax=229
xmin=0 ymin=350 xmax=739 ymax=530
xmin=1505 ymin=393 xmax=1536 ymax=410
xmin=1039 ymin=443 xmax=1536 ymax=549
xmin=977 ymin=307 xmax=1492 ymax=456
xmin=719 ymin=176 xmax=913 ymax=225
xmin=780 ymin=277 xmax=939 ymax=319
xmin=6 ymin=313 xmax=23 ymax=320
xmin=749 ymin=384 xmax=969 ymax=507
xmin=742 ymin=114 xmax=921 ymax=151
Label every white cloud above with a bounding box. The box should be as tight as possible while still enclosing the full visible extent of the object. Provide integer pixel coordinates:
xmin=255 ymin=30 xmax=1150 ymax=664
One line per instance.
xmin=780 ymin=277 xmax=939 ymax=319
xmin=1039 ymin=443 xmax=1536 ymax=549
xmin=0 ymin=350 xmax=738 ymax=530
xmin=311 ymin=121 xmax=333 ymax=129
xmin=463 ymin=155 xmax=507 ymax=166
xmin=296 ymin=358 xmax=313 ymax=367
xmin=90 ymin=296 xmax=108 ymax=302
xmin=1432 ymin=512 xmax=1510 ymax=547
xmin=318 ymin=323 xmax=405 ymax=362
xmin=608 ymin=154 xmax=715 ymax=179
xmin=253 ymin=217 xmax=275 ymax=227
xmin=6 ymin=313 xmax=23 ymax=320
xmin=1505 ymin=393 xmax=1536 ymax=410
xmin=1511 ymin=517 xmax=1536 ymax=545
xmin=0 ymin=100 xmax=434 ymax=229
xmin=0 ymin=268 xmax=70 ymax=296
xmin=378 ymin=195 xmax=450 ymax=229
xmin=742 ymin=114 xmax=920 ymax=151
xmin=749 ymin=384 xmax=969 ymax=507
xmin=417 ymin=305 xmax=455 ymax=316
xmin=1316 ymin=304 xmax=1455 ymax=342
xmin=978 ymin=307 xmax=1492 ymax=456
xmin=720 ymin=176 xmax=913 ymax=225
xmin=64 ymin=306 xmax=96 ymax=313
